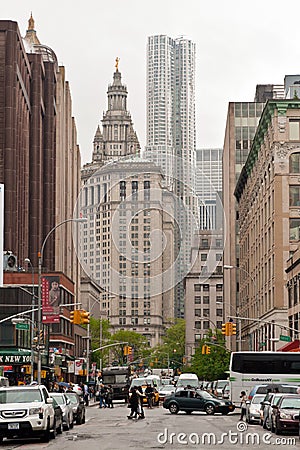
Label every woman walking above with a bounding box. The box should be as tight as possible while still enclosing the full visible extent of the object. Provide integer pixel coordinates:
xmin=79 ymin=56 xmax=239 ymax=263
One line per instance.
xmin=239 ymin=391 xmax=247 ymax=421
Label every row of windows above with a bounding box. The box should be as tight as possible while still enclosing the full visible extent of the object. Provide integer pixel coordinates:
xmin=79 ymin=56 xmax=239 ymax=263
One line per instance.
xmin=194 ymin=284 xmax=223 ymax=292
xmin=119 ymin=317 xmax=151 ymax=325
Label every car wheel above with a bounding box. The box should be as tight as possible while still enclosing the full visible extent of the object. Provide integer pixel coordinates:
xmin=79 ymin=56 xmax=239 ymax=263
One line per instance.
xmin=41 ymin=419 xmax=51 ymax=443
xmin=76 ymin=413 xmax=82 ymax=425
xmin=63 ymin=417 xmax=70 ymax=431
xmin=205 ymin=404 xmax=215 ymax=415
xmin=57 ymin=421 xmax=63 ymax=434
xmin=52 ymin=419 xmax=57 ymax=439
xmin=169 ymin=403 xmax=179 ymax=414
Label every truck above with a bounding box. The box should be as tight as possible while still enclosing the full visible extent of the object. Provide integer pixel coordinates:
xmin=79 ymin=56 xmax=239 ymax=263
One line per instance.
xmin=101 ymin=366 xmax=131 ymax=401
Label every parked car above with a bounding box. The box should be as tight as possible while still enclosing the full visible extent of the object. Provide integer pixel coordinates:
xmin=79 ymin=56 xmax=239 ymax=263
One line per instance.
xmin=163 ymin=388 xmax=235 ymax=415
xmin=0 ymin=385 xmax=56 ymax=443
xmin=158 ymin=385 xmax=175 ymax=402
xmin=245 ymin=394 xmax=265 ymax=424
xmin=49 ymin=392 xmax=74 ymax=431
xmin=270 ymin=394 xmax=300 ymax=434
xmin=248 ymin=384 xmax=299 ymax=400
xmin=65 ymin=392 xmax=86 ymax=425
xmin=260 ymin=393 xmax=284 ymax=430
xmin=214 ymin=380 xmax=229 ymax=398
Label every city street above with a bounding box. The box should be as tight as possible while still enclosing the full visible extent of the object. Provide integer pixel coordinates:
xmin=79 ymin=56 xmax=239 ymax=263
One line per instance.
xmin=0 ymin=400 xmax=298 ymax=450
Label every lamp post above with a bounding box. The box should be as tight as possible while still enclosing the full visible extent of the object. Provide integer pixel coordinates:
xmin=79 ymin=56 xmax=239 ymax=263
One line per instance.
xmin=24 ymin=258 xmax=35 ymax=382
xmin=37 ymin=217 xmax=87 ymax=384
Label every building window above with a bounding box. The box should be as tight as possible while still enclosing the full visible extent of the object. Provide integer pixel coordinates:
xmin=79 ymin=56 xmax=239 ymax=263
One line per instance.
xmin=201 ymin=254 xmax=207 ymax=261
xmin=203 ymin=284 xmax=209 ymax=291
xmin=290 ymin=219 xmax=300 ymax=240
xmin=201 ymin=239 xmax=209 ymax=248
xmin=194 ymin=296 xmax=201 ymax=304
xmin=194 ymin=321 xmax=201 ymax=329
xmin=203 ymin=296 xmax=210 ymax=304
xmin=195 ymin=309 xmax=201 ymax=317
xmin=289 ymin=186 xmax=300 ymax=206
xmin=216 ymin=308 xmax=223 ymax=317
xmin=216 ymin=284 xmax=223 ymax=291
xmin=194 ymin=284 xmax=201 ymax=291
xmin=289 ymin=120 xmax=300 ymax=140
xmin=290 ymin=153 xmax=300 ymax=173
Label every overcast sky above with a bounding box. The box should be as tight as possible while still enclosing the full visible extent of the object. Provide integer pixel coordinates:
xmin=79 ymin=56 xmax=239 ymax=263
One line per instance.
xmin=2 ymin=1 xmax=300 ymax=164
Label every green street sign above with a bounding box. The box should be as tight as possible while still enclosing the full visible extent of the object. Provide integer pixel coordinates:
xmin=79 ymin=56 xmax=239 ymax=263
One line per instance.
xmin=16 ymin=323 xmax=29 ymax=330
xmin=279 ymin=335 xmax=291 ymax=342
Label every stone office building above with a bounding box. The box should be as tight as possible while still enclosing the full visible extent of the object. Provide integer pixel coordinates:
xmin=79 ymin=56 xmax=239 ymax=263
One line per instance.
xmin=235 ymin=99 xmax=300 ymax=350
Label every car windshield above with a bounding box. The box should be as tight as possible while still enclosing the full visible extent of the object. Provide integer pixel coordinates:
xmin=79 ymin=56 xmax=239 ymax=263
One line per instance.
xmin=177 ymin=379 xmax=198 ymax=387
xmin=66 ymin=394 xmax=78 ymax=404
xmin=50 ymin=395 xmax=65 ymax=405
xmin=196 ymin=390 xmax=213 ymax=399
xmin=0 ymin=389 xmax=42 ymax=403
xmin=280 ymin=398 xmax=300 ymax=409
xmin=162 ymin=386 xmax=174 ymax=391
xmin=252 ymin=395 xmax=265 ymax=404
xmin=216 ymin=381 xmax=228 ymax=389
xmin=131 ymin=379 xmax=149 ymax=387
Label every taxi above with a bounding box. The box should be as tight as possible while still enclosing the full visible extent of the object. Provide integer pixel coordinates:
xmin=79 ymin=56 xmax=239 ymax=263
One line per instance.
xmin=129 ymin=377 xmax=160 ymax=406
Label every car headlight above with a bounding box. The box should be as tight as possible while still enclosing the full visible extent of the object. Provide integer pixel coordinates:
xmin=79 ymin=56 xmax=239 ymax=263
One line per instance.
xmin=280 ymin=412 xmax=292 ymax=419
xmin=29 ymin=407 xmax=42 ymax=415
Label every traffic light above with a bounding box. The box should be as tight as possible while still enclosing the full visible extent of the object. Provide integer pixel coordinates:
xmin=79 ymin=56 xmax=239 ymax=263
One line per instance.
xmin=222 ymin=323 xmax=227 ymax=335
xmin=127 ymin=346 xmax=132 ymax=355
xmin=222 ymin=322 xmax=234 ymax=336
xmin=201 ymin=345 xmax=211 ymax=355
xmin=70 ymin=310 xmax=80 ymax=324
xmin=227 ymin=322 xmax=233 ymax=336
xmin=124 ymin=345 xmax=129 ymax=355
xmin=231 ymin=323 xmax=237 ymax=335
xmin=80 ymin=310 xmax=90 ymax=325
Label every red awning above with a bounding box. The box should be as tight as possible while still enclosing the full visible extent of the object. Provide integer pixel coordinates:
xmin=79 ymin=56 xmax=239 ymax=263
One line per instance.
xmin=277 ymin=340 xmax=300 ymax=352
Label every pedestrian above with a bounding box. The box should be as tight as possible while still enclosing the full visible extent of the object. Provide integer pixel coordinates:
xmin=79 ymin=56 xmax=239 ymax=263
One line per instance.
xmin=239 ymin=391 xmax=247 ymax=421
xmin=136 ymin=385 xmax=145 ymax=419
xmin=107 ymin=385 xmax=114 ymax=408
xmin=128 ymin=386 xmax=139 ymax=419
xmin=99 ymin=384 xmax=107 ymax=408
xmin=145 ymin=383 xmax=154 ymax=409
xmin=83 ymin=383 xmax=89 ymax=406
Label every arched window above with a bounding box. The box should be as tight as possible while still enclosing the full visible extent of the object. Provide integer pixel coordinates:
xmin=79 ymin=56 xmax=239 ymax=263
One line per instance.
xmin=290 ymin=152 xmax=300 ymax=173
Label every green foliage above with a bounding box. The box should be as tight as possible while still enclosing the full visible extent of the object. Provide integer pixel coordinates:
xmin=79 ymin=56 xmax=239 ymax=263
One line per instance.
xmin=110 ymin=330 xmax=149 ymax=365
xmin=151 ymin=319 xmax=186 ymax=369
xmin=189 ymin=329 xmax=230 ymax=380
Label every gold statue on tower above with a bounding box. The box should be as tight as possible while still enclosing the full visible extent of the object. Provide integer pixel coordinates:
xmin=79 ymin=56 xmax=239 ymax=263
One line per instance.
xmin=115 ymin=57 xmax=120 ymax=72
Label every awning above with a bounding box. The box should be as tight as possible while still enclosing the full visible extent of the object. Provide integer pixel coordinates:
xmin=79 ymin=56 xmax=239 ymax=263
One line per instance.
xmin=277 ymin=340 xmax=300 ymax=352
xmin=0 ymin=348 xmax=32 ymax=364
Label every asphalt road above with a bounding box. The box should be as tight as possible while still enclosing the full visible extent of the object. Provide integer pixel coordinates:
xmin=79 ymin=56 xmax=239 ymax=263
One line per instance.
xmin=1 ymin=400 xmax=299 ymax=450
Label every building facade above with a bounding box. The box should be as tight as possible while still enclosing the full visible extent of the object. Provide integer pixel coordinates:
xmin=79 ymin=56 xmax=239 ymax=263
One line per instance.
xmin=0 ymin=17 xmax=83 ymax=383
xmin=185 ymin=230 xmax=224 ymax=359
xmin=235 ymin=99 xmax=300 ymax=350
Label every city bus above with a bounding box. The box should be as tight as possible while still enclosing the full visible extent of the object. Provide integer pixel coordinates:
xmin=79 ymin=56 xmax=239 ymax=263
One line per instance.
xmin=101 ymin=366 xmax=131 ymax=401
xmin=229 ymin=351 xmax=300 ymax=405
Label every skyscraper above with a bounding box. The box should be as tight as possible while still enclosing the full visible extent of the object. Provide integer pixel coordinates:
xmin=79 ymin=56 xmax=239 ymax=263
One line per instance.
xmin=81 ymin=64 xmax=175 ymax=345
xmin=145 ymin=35 xmax=198 ymax=318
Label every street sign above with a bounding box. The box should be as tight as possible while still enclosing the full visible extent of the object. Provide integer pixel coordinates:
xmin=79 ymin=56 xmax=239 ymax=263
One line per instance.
xmin=16 ymin=323 xmax=29 ymax=330
xmin=280 ymin=335 xmax=291 ymax=342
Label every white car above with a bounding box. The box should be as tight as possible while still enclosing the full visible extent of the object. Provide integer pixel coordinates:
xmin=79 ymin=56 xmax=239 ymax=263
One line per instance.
xmin=49 ymin=392 xmax=74 ymax=430
xmin=246 ymin=394 xmax=265 ymax=424
xmin=158 ymin=385 xmax=175 ymax=401
xmin=0 ymin=385 xmax=56 ymax=443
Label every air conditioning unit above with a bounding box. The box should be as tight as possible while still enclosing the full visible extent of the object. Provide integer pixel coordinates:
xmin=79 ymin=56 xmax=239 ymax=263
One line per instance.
xmin=3 ymin=252 xmax=18 ymax=271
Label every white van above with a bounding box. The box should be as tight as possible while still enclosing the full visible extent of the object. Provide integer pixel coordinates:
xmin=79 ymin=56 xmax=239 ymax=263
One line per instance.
xmin=176 ymin=373 xmax=199 ymax=388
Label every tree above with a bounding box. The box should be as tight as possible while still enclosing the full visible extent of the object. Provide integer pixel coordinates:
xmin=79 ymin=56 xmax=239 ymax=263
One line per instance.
xmin=89 ymin=317 xmax=111 ymax=368
xmin=109 ymin=330 xmax=150 ymax=365
xmin=151 ymin=319 xmax=186 ymax=370
xmin=189 ymin=329 xmax=230 ymax=380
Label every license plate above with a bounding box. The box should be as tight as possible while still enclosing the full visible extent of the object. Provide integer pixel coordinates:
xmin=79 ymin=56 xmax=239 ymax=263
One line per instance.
xmin=8 ymin=423 xmax=19 ymax=430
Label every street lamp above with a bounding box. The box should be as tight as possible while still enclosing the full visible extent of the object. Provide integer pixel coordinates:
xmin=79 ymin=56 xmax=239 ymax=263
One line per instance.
xmin=37 ymin=217 xmax=87 ymax=384
xmin=24 ymin=258 xmax=35 ymax=382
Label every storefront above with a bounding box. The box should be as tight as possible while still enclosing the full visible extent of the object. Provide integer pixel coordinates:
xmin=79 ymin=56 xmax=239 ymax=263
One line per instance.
xmin=0 ymin=348 xmax=32 ymax=385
